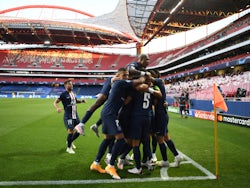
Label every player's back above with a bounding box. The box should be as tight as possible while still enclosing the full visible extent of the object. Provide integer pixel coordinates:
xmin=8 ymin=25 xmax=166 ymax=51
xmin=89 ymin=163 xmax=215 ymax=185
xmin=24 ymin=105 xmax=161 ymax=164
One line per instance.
xmin=101 ymin=80 xmax=132 ymax=116
xmin=130 ymin=89 xmax=153 ymax=117
xmin=100 ymin=77 xmax=112 ymax=96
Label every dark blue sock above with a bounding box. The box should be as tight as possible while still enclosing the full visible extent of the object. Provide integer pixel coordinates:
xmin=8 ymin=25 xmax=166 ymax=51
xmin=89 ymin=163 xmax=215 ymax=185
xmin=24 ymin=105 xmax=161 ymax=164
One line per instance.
xmin=81 ymin=110 xmax=93 ymax=124
xmin=152 ymin=135 xmax=157 ymax=153
xmin=133 ymin=146 xmax=141 ymax=169
xmin=109 ymin=138 xmax=125 ymax=166
xmin=142 ymin=139 xmax=152 ymax=162
xmin=96 ymin=118 xmax=102 ymax=127
xmin=166 ymin=140 xmax=178 ymax=156
xmin=95 ymin=139 xmax=112 ymax=163
xmin=108 ymin=138 xmax=115 ymax=153
xmin=120 ymin=143 xmax=132 ymax=159
xmin=142 ymin=141 xmax=148 ymax=162
xmin=72 ymin=132 xmax=80 ymax=141
xmin=67 ymin=133 xmax=73 ymax=148
xmin=159 ymin=143 xmax=167 ymax=161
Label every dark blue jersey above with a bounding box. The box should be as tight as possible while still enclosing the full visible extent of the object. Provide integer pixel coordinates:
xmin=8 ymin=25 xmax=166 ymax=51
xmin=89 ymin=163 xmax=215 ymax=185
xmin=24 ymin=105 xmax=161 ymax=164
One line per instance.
xmin=130 ymin=89 xmax=153 ymax=117
xmin=59 ymin=91 xmax=78 ymax=119
xmin=127 ymin=89 xmax=153 ymax=140
xmin=126 ymin=62 xmax=145 ymax=71
xmin=179 ymin=96 xmax=186 ymax=106
xmin=154 ymin=78 xmax=167 ymax=113
xmin=100 ymin=77 xmax=112 ymax=96
xmin=101 ymin=79 xmax=133 ymax=116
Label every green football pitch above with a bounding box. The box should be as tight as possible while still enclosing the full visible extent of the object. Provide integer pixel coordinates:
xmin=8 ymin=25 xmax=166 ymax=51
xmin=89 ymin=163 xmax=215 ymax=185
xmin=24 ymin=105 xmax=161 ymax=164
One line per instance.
xmin=0 ymin=98 xmax=249 ymax=188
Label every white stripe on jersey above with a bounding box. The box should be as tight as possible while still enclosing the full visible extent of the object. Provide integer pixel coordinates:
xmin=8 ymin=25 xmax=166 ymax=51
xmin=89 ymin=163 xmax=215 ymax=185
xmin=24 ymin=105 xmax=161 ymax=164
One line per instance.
xmin=69 ymin=92 xmax=77 ymax=119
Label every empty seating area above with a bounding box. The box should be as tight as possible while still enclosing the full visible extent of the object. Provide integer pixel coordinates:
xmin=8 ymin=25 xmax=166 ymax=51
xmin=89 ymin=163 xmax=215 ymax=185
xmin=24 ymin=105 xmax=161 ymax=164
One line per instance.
xmin=0 ymin=85 xmax=52 ymax=95
xmin=0 ymin=49 xmax=136 ymax=70
xmin=0 ymin=84 xmax=102 ymax=97
xmin=0 ymin=13 xmax=248 ymax=71
xmin=0 ymin=49 xmax=96 ymax=70
xmin=165 ymin=71 xmax=250 ymax=101
xmin=1 ymin=11 xmax=247 ymax=72
xmin=0 ymin=76 xmax=106 ymax=85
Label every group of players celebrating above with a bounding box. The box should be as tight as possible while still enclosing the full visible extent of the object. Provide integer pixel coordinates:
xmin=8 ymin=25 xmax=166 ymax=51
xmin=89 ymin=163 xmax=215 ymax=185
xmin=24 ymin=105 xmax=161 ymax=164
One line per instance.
xmin=54 ymin=54 xmax=182 ymax=180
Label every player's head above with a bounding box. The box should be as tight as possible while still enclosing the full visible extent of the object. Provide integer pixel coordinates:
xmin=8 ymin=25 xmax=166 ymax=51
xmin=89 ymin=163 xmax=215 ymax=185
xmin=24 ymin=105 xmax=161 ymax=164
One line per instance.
xmin=64 ymin=79 xmax=73 ymax=91
xmin=116 ymin=67 xmax=129 ymax=80
xmin=154 ymin=69 xmax=161 ymax=78
xmin=149 ymin=69 xmax=161 ymax=78
xmin=138 ymin=54 xmax=150 ymax=68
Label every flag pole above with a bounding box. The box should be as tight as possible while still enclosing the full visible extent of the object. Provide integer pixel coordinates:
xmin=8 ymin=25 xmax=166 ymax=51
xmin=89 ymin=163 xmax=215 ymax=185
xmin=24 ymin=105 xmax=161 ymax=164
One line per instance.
xmin=213 ymin=83 xmax=228 ymax=179
xmin=213 ymin=84 xmax=219 ymax=179
xmin=214 ymin=105 xmax=219 ymax=179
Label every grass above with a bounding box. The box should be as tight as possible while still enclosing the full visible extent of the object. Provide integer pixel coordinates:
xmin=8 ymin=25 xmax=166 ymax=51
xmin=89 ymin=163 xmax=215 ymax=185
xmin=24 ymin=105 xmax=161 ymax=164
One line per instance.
xmin=0 ymin=98 xmax=249 ymax=188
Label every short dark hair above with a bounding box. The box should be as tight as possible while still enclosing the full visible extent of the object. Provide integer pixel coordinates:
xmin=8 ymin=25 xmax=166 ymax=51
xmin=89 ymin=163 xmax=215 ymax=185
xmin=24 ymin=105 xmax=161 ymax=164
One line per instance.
xmin=138 ymin=54 xmax=149 ymax=61
xmin=117 ymin=67 xmax=126 ymax=72
xmin=149 ymin=69 xmax=161 ymax=78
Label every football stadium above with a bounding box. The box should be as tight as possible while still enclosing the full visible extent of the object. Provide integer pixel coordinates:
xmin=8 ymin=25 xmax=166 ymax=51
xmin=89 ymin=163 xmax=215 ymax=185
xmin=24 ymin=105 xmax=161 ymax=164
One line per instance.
xmin=0 ymin=0 xmax=249 ymax=187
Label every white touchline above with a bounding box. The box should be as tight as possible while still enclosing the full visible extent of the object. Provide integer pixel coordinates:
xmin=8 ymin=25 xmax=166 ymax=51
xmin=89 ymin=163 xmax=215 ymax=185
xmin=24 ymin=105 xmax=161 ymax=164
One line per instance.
xmin=0 ymin=150 xmax=216 ymax=186
xmin=177 ymin=150 xmax=216 ymax=179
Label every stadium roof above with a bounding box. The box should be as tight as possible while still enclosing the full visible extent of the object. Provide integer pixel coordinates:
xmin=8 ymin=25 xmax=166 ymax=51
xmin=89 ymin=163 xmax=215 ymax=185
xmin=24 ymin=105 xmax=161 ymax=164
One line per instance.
xmin=0 ymin=0 xmax=249 ymax=47
xmin=127 ymin=0 xmax=250 ymax=43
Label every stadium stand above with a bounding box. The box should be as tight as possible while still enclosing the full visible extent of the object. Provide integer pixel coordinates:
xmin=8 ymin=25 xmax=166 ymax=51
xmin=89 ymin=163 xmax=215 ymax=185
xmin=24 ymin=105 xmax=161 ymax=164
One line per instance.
xmin=0 ymin=13 xmax=248 ymax=73
xmin=0 ymin=83 xmax=102 ymax=97
xmin=165 ymin=71 xmax=250 ymax=101
xmin=0 ymin=10 xmax=249 ymax=102
xmin=148 ymin=14 xmax=249 ymax=67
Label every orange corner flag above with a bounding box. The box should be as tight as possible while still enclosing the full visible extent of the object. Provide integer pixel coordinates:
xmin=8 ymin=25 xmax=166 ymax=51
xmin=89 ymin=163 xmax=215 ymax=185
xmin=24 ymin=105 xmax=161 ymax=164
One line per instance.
xmin=213 ymin=84 xmax=228 ymax=112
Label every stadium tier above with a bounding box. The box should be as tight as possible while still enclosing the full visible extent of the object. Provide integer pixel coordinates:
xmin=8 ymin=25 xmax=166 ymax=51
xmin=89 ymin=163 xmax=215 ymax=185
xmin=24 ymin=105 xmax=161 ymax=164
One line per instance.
xmin=0 ymin=50 xmax=137 ymax=70
xmin=165 ymin=71 xmax=250 ymax=100
xmin=1 ymin=13 xmax=248 ymax=72
xmin=0 ymin=84 xmax=102 ymax=97
xmin=148 ymin=15 xmax=249 ymax=67
xmin=0 ymin=12 xmax=249 ymax=102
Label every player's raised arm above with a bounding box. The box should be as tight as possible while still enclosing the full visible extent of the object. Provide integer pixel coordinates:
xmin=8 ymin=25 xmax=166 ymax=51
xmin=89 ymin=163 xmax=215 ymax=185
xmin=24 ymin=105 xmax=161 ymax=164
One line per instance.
xmin=126 ymin=54 xmax=151 ymax=78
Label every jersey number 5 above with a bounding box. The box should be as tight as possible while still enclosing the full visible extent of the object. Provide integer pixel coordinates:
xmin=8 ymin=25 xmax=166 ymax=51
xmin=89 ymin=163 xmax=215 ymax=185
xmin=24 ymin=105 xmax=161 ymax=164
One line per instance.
xmin=143 ymin=93 xmax=151 ymax=109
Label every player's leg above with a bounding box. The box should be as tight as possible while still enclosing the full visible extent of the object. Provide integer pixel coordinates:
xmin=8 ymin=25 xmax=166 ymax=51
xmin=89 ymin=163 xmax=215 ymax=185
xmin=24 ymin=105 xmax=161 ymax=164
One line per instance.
xmin=155 ymin=113 xmax=169 ymax=166
xmin=117 ymin=140 xmax=133 ymax=170
xmin=104 ymin=137 xmax=115 ymax=165
xmin=165 ymin=133 xmax=182 ymax=167
xmin=105 ymin=133 xmax=125 ymax=179
xmin=109 ymin=133 xmax=125 ymax=167
xmin=75 ymin=94 xmax=106 ymax=135
xmin=90 ymin=135 xmax=113 ymax=174
xmin=90 ymin=118 xmax=102 ymax=137
xmin=141 ymin=138 xmax=154 ymax=170
xmin=128 ymin=139 xmax=142 ymax=174
xmin=151 ymin=134 xmax=158 ymax=162
xmin=105 ymin=117 xmax=126 ymax=179
xmin=156 ymin=135 xmax=169 ymax=167
xmin=65 ymin=118 xmax=75 ymax=154
xmin=151 ymin=114 xmax=158 ymax=162
xmin=69 ymin=119 xmax=80 ymax=149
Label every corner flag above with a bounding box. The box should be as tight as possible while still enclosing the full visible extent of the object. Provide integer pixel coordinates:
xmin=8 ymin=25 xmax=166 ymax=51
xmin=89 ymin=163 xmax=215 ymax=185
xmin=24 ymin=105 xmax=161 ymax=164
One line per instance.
xmin=213 ymin=84 xmax=228 ymax=112
xmin=213 ymin=83 xmax=228 ymax=179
